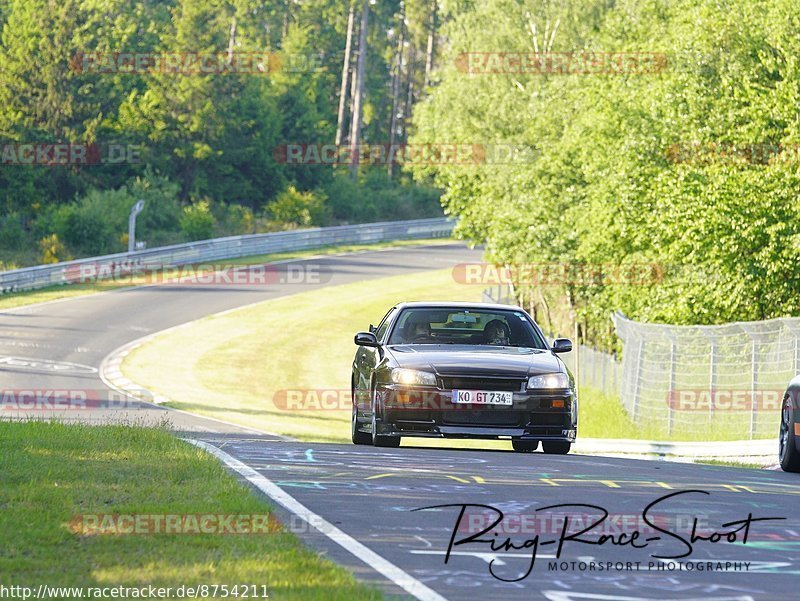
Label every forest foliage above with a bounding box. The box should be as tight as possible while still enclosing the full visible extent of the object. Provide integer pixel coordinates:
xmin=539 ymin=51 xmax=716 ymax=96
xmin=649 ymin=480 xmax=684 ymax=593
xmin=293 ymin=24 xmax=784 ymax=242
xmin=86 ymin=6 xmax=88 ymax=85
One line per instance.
xmin=409 ymin=0 xmax=800 ymax=346
xmin=0 ymin=0 xmax=443 ymax=265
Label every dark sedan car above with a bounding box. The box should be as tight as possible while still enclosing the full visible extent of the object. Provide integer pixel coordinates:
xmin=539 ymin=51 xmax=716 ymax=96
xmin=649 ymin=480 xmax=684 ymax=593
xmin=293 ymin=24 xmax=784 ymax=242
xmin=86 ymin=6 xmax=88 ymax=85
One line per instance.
xmin=780 ymin=376 xmax=800 ymax=472
xmin=351 ymin=302 xmax=577 ymax=453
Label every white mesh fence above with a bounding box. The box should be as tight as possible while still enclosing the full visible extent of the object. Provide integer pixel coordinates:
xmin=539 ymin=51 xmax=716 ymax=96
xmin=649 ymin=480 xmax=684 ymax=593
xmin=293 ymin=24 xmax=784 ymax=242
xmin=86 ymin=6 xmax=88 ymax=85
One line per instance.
xmin=485 ymin=283 xmax=791 ymax=439
xmin=612 ymin=311 xmax=798 ymax=439
xmin=559 ymin=344 xmax=622 ymax=399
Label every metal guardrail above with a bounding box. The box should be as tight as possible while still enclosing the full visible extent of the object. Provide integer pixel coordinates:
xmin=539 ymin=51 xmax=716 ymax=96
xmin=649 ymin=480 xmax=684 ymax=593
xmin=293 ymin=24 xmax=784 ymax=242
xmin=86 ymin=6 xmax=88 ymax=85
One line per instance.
xmin=574 ymin=438 xmax=776 ymax=464
xmin=0 ymin=218 xmax=455 ymax=294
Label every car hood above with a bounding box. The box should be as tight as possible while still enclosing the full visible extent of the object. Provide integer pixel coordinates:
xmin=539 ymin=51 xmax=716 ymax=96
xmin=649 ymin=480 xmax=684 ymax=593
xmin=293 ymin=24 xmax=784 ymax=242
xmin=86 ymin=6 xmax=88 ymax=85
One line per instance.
xmin=386 ymin=344 xmax=564 ymax=377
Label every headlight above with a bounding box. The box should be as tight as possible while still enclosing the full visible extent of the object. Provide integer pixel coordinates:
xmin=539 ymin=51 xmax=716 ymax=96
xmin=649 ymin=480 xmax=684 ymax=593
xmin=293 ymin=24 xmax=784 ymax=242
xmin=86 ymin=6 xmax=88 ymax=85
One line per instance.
xmin=391 ymin=368 xmax=437 ymax=387
xmin=528 ymin=373 xmax=570 ymax=389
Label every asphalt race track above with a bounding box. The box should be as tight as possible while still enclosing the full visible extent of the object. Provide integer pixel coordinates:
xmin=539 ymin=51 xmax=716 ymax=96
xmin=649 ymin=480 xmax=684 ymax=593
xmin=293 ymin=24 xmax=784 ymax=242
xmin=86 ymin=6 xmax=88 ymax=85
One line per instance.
xmin=196 ymin=437 xmax=800 ymax=601
xmin=2 ymin=243 xmax=799 ymax=601
xmin=0 ymin=244 xmax=480 ymax=431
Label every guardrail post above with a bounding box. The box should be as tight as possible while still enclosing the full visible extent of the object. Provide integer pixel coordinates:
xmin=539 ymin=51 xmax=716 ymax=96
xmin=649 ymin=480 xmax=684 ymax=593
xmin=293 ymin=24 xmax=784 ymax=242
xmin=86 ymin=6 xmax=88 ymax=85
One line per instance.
xmin=794 ymin=332 xmax=800 ymax=375
xmin=750 ymin=336 xmax=758 ymax=439
xmin=709 ymin=341 xmax=717 ymax=421
xmin=631 ymin=336 xmax=644 ymax=422
xmin=574 ymin=318 xmax=581 ymax=393
xmin=668 ymin=340 xmax=676 ymax=437
xmin=601 ymin=350 xmax=607 ymax=395
xmin=737 ymin=324 xmax=764 ymax=440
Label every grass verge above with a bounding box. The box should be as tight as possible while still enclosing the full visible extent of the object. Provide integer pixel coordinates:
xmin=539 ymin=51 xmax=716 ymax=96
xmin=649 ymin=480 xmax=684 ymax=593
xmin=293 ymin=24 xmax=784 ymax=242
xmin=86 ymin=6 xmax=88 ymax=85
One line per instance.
xmin=0 ymin=420 xmax=382 ymax=599
xmin=0 ymin=237 xmax=454 ymax=311
xmin=122 ymin=267 xmax=491 ymax=447
xmin=577 ymin=387 xmax=777 ymax=442
xmin=121 ymin=260 xmax=772 ymax=448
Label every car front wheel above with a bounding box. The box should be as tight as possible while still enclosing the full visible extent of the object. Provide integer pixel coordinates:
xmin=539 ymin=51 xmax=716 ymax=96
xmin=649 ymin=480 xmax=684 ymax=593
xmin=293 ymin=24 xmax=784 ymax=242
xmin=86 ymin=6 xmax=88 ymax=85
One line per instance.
xmin=371 ymin=385 xmax=400 ymax=448
xmin=512 ymin=439 xmax=539 ymax=452
xmin=351 ymin=402 xmax=371 ymax=445
xmin=779 ymin=395 xmax=800 ymax=472
xmin=542 ymin=441 xmax=571 ymax=455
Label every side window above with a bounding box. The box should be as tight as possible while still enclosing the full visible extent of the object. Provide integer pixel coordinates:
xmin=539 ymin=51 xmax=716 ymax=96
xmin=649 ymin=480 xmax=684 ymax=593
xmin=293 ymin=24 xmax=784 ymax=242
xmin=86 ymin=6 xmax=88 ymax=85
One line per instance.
xmin=375 ymin=308 xmax=396 ymax=342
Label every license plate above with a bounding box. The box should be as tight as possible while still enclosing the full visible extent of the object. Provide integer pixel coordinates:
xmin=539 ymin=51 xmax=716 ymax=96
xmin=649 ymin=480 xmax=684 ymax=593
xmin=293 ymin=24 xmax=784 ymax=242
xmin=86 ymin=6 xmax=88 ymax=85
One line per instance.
xmin=451 ymin=390 xmax=513 ymax=405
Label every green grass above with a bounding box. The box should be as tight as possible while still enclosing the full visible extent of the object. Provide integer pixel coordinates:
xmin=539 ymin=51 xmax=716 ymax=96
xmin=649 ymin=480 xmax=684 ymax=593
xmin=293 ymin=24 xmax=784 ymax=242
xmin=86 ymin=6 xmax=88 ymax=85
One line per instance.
xmin=577 ymin=387 xmax=642 ymax=438
xmin=122 ymin=276 xmax=775 ymax=448
xmin=0 ymin=420 xmax=383 ymax=600
xmin=0 ymin=237 xmax=454 ymax=311
xmin=577 ymin=386 xmax=777 ymax=442
xmin=123 ymin=267 xmax=498 ymax=448
xmin=116 ymin=247 xmax=773 ymax=446
xmin=696 ymin=459 xmax=772 ymax=469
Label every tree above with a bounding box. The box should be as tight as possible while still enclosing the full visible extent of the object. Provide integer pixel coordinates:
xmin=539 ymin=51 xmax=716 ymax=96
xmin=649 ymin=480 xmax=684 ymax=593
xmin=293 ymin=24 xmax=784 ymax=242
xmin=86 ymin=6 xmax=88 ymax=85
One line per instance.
xmin=335 ymin=2 xmax=356 ymax=146
xmin=349 ymin=1 xmax=369 ymax=177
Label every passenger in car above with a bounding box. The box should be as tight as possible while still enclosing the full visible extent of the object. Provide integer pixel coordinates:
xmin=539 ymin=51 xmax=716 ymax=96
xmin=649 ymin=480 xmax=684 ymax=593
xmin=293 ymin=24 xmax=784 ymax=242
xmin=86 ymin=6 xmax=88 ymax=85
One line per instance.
xmin=483 ymin=319 xmax=511 ymax=345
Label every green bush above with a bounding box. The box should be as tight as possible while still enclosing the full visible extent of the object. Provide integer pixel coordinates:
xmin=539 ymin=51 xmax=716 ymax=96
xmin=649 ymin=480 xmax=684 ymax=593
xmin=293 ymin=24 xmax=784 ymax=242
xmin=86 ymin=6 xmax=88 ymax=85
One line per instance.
xmin=213 ymin=202 xmax=255 ymax=237
xmin=323 ymin=172 xmax=442 ymax=224
xmin=38 ymin=234 xmax=70 ymax=264
xmin=268 ymin=186 xmax=330 ymax=227
xmin=50 ymin=189 xmax=125 ymax=256
xmin=0 ymin=213 xmax=26 ymax=250
xmin=180 ymin=200 xmax=216 ymax=241
xmin=43 ymin=171 xmax=182 ymax=256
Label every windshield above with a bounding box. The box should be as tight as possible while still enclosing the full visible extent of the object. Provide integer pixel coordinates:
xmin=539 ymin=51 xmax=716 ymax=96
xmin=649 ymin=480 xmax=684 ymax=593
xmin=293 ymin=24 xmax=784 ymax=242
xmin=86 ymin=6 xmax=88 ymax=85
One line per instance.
xmin=387 ymin=308 xmax=548 ymax=349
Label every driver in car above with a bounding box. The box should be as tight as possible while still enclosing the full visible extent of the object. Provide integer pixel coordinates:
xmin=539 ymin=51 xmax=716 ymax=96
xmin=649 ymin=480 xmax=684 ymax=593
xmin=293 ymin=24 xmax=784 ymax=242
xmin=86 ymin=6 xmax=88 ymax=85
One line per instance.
xmin=408 ymin=320 xmax=431 ymax=342
xmin=483 ymin=319 xmax=510 ymax=345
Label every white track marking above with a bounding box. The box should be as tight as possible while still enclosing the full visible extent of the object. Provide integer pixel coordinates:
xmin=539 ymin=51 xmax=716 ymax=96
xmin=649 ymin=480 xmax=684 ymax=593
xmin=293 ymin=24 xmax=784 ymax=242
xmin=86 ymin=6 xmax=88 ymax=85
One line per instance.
xmin=188 ymin=439 xmax=449 ymax=601
xmin=544 ymin=594 xmax=753 ymax=601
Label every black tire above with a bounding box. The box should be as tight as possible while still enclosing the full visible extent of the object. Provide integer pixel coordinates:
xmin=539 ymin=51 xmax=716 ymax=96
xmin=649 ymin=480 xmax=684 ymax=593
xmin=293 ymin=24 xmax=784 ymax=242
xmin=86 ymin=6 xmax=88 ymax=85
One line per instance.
xmin=779 ymin=395 xmax=800 ymax=472
xmin=512 ymin=439 xmax=539 ymax=452
xmin=371 ymin=384 xmax=400 ymax=448
xmin=351 ymin=401 xmax=371 ymax=445
xmin=542 ymin=440 xmax=571 ymax=455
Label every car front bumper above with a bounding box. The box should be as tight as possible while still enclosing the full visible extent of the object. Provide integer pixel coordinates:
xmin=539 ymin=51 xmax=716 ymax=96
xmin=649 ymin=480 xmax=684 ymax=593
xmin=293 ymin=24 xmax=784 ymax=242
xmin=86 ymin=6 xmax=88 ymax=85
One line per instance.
xmin=375 ymin=384 xmax=577 ymax=441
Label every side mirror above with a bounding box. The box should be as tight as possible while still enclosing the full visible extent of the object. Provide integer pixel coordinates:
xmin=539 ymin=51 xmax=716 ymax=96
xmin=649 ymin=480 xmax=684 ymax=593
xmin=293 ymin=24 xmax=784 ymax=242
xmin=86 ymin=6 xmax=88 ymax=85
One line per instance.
xmin=354 ymin=331 xmax=380 ymax=347
xmin=552 ymin=338 xmax=572 ymax=353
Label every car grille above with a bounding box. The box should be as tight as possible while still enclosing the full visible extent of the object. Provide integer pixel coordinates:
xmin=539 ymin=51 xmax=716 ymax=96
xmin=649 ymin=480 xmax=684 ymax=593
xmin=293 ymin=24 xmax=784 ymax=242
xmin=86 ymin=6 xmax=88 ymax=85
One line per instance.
xmin=528 ymin=412 xmax=568 ymax=426
xmin=439 ymin=376 xmax=525 ymax=392
xmin=442 ymin=409 xmax=521 ymax=426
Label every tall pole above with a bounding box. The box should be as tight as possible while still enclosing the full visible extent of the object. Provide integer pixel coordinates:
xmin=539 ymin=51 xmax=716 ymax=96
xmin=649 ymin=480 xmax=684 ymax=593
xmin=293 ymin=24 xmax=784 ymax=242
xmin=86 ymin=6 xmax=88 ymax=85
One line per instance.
xmin=335 ymin=3 xmax=356 ymax=147
xmin=349 ymin=1 xmax=369 ymax=178
xmin=128 ymin=199 xmax=145 ymax=253
xmin=424 ymin=0 xmax=437 ymax=87
xmin=388 ymin=4 xmax=405 ymax=178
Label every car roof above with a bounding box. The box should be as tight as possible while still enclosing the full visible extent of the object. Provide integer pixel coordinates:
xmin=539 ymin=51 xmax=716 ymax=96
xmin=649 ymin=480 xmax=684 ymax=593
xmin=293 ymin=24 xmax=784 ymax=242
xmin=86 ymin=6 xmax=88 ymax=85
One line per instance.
xmin=394 ymin=301 xmax=525 ymax=311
